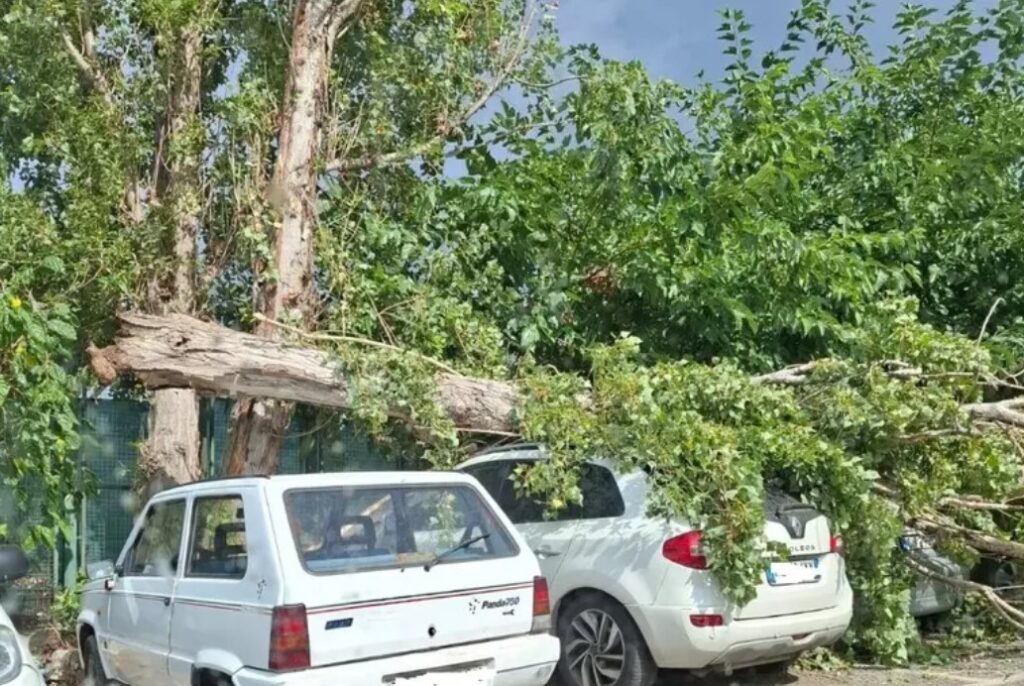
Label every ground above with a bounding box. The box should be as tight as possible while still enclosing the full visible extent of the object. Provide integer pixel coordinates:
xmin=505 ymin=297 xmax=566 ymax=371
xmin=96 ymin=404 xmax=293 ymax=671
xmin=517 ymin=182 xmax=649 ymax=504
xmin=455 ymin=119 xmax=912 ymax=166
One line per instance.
xmin=658 ymin=656 xmax=1024 ymax=686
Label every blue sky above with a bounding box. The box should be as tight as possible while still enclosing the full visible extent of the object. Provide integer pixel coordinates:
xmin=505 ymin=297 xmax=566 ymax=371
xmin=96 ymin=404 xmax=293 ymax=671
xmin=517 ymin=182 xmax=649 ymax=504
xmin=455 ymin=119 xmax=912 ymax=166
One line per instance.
xmin=554 ymin=0 xmax=996 ymax=86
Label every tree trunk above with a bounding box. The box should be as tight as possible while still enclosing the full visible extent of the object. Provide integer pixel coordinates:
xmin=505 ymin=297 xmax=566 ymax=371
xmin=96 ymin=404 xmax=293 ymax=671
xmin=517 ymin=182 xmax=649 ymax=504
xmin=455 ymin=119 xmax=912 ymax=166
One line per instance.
xmin=141 ymin=24 xmax=204 ymax=490
xmin=225 ymin=0 xmax=363 ymax=475
xmin=137 ymin=389 xmax=202 ymax=499
xmin=89 ymin=311 xmax=1024 ymax=440
xmin=87 ymin=313 xmax=520 ymax=433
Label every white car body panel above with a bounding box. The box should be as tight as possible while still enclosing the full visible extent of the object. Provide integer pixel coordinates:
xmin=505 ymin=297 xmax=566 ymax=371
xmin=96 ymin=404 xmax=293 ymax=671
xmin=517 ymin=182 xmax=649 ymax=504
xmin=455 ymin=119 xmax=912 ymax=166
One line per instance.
xmin=458 ymin=447 xmax=854 ymax=673
xmin=79 ymin=472 xmax=559 ymax=686
xmin=0 ymin=605 xmax=44 ymax=686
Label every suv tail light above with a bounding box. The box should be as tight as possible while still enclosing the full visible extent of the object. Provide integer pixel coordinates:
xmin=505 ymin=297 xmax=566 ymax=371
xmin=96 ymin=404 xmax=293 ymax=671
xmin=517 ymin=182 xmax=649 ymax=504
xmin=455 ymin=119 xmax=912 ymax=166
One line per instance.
xmin=689 ymin=613 xmax=725 ymax=628
xmin=532 ymin=576 xmax=552 ymax=634
xmin=269 ymin=604 xmax=310 ymax=671
xmin=663 ymin=531 xmax=707 ymax=570
xmin=830 ymin=535 xmax=844 ymax=556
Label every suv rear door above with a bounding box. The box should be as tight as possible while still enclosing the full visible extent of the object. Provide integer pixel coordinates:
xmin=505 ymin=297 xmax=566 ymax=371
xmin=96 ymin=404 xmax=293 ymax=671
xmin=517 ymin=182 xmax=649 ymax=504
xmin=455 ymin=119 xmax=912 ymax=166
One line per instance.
xmin=280 ymin=481 xmax=537 ymax=668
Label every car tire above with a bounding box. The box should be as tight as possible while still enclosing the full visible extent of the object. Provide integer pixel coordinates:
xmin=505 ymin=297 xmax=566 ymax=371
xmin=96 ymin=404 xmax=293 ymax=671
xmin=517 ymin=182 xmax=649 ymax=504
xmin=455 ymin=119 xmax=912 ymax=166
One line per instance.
xmin=82 ymin=634 xmax=109 ymax=686
xmin=555 ymin=593 xmax=656 ymax=686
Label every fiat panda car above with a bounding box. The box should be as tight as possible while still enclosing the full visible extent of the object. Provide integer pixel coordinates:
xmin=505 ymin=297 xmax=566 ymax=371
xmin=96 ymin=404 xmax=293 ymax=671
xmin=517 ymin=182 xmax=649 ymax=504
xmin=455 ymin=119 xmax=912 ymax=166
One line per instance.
xmin=78 ymin=472 xmax=559 ymax=686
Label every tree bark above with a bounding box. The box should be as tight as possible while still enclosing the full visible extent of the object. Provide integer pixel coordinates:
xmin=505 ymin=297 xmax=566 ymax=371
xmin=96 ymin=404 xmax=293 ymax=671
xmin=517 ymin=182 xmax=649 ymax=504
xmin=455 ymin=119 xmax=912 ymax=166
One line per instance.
xmin=137 ymin=389 xmax=202 ymax=498
xmin=225 ymin=0 xmax=364 ymax=476
xmin=142 ymin=23 xmax=205 ymax=490
xmin=88 ymin=313 xmax=519 ymax=434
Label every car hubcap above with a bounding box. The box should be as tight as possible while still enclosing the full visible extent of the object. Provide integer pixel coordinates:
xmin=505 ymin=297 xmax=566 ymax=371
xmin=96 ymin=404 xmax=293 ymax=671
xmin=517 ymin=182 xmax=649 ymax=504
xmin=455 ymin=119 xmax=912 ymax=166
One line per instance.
xmin=565 ymin=609 xmax=625 ymax=686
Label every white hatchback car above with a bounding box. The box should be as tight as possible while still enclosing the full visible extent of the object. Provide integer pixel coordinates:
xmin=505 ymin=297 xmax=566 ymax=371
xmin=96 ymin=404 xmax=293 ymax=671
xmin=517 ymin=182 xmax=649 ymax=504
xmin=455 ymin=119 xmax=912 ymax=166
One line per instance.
xmin=459 ymin=445 xmax=853 ymax=685
xmin=78 ymin=472 xmax=559 ymax=686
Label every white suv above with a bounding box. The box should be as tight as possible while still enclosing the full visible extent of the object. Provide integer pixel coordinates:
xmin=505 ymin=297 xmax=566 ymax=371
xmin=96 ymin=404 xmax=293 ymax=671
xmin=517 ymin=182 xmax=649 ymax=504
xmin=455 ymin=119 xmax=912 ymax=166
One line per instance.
xmin=459 ymin=445 xmax=853 ymax=685
xmin=78 ymin=472 xmax=559 ymax=686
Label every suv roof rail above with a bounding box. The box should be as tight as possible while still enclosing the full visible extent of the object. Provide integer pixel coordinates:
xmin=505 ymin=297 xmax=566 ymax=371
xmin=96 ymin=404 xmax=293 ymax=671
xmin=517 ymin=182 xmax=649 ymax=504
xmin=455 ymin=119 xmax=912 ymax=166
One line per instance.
xmin=474 ymin=441 xmax=544 ymax=457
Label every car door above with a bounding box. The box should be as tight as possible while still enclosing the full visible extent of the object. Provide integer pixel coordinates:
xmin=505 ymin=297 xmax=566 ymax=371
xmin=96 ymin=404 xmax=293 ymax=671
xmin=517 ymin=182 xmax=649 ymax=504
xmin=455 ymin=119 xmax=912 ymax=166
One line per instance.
xmin=168 ymin=491 xmax=261 ymax=684
xmin=465 ymin=459 xmax=574 ymax=586
xmin=105 ymin=498 xmax=186 ymax=686
xmin=509 ymin=462 xmax=626 ymax=600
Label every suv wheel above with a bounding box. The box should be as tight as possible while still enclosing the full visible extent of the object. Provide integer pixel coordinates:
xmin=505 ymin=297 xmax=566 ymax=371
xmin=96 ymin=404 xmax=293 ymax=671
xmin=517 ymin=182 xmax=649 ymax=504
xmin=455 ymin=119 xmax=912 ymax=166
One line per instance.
xmin=82 ymin=634 xmax=109 ymax=686
xmin=556 ymin=594 xmax=656 ymax=686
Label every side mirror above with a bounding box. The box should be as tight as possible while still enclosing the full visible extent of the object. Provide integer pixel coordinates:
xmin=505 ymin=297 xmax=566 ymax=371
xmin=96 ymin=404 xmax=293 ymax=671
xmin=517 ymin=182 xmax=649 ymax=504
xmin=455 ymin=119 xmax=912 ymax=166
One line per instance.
xmin=86 ymin=560 xmax=115 ymax=581
xmin=0 ymin=546 xmax=29 ymax=584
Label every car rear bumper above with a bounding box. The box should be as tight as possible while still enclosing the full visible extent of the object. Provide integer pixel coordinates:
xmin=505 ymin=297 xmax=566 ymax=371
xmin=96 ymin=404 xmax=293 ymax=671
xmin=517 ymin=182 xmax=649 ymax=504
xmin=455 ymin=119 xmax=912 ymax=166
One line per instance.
xmin=629 ymin=591 xmax=853 ymax=671
xmin=231 ymin=633 xmax=559 ymax=686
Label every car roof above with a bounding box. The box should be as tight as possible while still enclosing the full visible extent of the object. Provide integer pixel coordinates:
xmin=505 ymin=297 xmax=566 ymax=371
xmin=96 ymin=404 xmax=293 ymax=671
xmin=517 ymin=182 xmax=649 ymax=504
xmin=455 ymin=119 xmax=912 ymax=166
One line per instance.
xmin=456 ymin=443 xmax=620 ymax=474
xmin=154 ymin=470 xmax=477 ymax=498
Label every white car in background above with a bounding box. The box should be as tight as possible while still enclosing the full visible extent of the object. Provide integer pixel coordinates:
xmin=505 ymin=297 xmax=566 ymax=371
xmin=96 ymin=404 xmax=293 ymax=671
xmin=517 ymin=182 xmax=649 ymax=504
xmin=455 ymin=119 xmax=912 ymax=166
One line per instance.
xmin=0 ymin=546 xmax=46 ymax=686
xmin=459 ymin=444 xmax=853 ymax=685
xmin=78 ymin=472 xmax=559 ymax=686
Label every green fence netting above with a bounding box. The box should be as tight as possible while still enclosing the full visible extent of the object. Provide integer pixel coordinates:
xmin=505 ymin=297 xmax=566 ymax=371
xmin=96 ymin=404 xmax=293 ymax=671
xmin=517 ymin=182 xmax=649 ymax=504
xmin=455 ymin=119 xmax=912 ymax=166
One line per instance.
xmin=5 ymin=397 xmax=392 ymax=617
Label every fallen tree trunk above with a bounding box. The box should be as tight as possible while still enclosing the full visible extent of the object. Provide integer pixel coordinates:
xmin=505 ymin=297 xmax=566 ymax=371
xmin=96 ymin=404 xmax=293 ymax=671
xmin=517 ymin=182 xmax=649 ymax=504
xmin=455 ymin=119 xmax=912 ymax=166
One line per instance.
xmin=89 ymin=311 xmax=1024 ymax=569
xmin=90 ymin=312 xmax=1024 ymax=436
xmin=88 ymin=312 xmax=519 ymax=434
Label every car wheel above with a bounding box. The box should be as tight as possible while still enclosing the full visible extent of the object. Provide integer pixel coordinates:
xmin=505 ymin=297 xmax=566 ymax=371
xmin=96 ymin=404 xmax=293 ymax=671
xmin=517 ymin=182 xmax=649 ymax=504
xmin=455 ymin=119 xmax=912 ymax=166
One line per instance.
xmin=555 ymin=593 xmax=656 ymax=686
xmin=82 ymin=634 xmax=109 ymax=686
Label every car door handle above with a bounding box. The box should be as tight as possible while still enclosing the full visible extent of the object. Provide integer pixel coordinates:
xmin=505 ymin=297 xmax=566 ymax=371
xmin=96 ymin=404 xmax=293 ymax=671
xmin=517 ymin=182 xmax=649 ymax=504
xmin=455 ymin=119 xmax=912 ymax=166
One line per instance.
xmin=534 ymin=548 xmax=561 ymax=559
xmin=163 ymin=597 xmax=171 ymax=607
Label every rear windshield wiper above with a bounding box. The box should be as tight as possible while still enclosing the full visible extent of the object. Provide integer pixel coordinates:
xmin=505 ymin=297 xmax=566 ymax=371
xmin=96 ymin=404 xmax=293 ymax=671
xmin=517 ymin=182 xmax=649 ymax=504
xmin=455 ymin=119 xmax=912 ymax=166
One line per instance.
xmin=424 ymin=533 xmax=490 ymax=571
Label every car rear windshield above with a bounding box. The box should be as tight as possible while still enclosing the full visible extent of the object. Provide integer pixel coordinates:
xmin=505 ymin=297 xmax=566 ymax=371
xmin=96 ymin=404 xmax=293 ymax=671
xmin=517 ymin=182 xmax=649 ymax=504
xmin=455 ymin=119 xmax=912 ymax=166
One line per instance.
xmin=284 ymin=484 xmax=518 ymax=574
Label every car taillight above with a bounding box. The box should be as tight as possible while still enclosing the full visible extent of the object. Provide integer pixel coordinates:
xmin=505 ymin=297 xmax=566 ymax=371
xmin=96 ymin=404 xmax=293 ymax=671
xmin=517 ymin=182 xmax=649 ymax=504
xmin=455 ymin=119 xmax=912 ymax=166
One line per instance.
xmin=532 ymin=576 xmax=552 ymax=634
xmin=689 ymin=614 xmax=725 ymax=628
xmin=269 ymin=604 xmax=310 ymax=671
xmin=830 ymin=535 xmax=844 ymax=556
xmin=663 ymin=531 xmax=707 ymax=570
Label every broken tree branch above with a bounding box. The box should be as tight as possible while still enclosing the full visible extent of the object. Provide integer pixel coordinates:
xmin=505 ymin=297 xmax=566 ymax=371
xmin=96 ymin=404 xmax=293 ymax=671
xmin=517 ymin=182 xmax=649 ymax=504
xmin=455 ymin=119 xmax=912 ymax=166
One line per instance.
xmin=913 ymin=512 xmax=1024 ymax=561
xmin=87 ymin=313 xmax=519 ymax=435
xmin=751 ymin=362 xmax=819 ymax=385
xmin=91 ymin=312 xmax=1024 ymax=441
xmin=965 ymin=398 xmax=1024 ymax=430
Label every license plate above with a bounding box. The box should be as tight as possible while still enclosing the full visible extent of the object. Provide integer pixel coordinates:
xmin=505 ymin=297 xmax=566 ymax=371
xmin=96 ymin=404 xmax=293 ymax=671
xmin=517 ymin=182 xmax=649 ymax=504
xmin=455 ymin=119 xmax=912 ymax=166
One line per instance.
xmin=389 ymin=668 xmax=495 ymax=686
xmin=766 ymin=558 xmax=822 ymax=586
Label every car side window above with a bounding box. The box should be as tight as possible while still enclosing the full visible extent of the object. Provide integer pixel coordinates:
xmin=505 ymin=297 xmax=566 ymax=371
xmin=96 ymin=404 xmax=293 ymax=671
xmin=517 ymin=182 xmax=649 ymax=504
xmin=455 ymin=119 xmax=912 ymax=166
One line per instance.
xmin=124 ymin=499 xmax=187 ymax=577
xmin=499 ymin=461 xmax=547 ymax=524
xmin=187 ymin=495 xmax=248 ymax=579
xmin=565 ymin=463 xmax=625 ymax=519
xmin=499 ymin=461 xmax=624 ymax=523
xmin=462 ymin=462 xmax=509 ymax=504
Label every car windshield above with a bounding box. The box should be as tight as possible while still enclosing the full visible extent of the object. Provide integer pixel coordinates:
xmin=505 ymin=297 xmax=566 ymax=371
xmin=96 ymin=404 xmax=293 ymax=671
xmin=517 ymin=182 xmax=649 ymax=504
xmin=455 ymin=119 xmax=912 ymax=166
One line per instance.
xmin=284 ymin=484 xmax=517 ymax=574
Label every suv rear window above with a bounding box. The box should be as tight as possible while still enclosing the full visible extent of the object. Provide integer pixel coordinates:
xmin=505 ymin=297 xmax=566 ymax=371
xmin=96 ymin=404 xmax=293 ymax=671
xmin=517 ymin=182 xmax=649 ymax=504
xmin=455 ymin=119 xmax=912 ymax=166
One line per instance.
xmin=284 ymin=484 xmax=518 ymax=574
